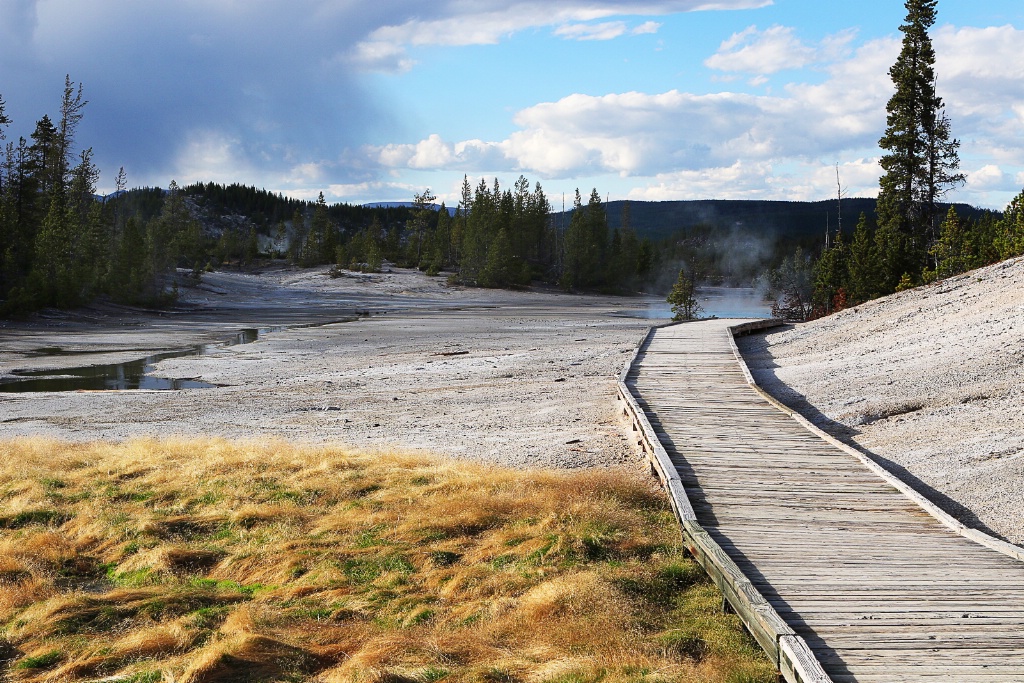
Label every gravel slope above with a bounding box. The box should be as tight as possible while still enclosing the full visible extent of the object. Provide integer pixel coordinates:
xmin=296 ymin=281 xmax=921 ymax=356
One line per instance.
xmin=737 ymin=256 xmax=1024 ymax=545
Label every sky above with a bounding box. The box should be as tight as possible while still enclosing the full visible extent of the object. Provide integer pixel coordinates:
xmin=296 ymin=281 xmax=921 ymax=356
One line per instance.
xmin=2 ymin=0 xmax=1023 ymax=210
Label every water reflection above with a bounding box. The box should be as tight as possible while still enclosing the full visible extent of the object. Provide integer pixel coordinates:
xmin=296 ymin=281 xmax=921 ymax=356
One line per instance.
xmin=618 ymin=287 xmax=772 ymax=320
xmin=0 ymin=320 xmax=357 ymax=393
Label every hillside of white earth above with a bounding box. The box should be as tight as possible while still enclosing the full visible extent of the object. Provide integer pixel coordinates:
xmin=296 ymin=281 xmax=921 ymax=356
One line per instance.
xmin=738 ymin=256 xmax=1024 ymax=546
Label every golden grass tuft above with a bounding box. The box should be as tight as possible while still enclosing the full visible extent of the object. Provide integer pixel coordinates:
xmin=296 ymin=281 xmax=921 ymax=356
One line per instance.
xmin=0 ymin=437 xmax=774 ymax=682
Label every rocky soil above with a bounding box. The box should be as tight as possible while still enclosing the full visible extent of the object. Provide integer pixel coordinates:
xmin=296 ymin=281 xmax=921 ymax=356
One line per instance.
xmin=737 ymin=256 xmax=1024 ymax=545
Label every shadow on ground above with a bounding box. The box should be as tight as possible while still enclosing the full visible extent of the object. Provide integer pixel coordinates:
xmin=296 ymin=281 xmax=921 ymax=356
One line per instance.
xmin=736 ymin=328 xmax=1008 ymax=542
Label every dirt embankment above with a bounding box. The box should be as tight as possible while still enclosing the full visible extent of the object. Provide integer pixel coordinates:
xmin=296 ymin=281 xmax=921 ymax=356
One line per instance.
xmin=738 ymin=256 xmax=1024 ymax=545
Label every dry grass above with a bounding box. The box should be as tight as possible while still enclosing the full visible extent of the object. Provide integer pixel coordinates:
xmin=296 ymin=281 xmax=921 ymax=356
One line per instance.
xmin=0 ymin=438 xmax=774 ymax=683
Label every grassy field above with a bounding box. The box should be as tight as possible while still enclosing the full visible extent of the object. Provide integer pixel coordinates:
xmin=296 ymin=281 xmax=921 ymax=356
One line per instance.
xmin=0 ymin=438 xmax=774 ymax=683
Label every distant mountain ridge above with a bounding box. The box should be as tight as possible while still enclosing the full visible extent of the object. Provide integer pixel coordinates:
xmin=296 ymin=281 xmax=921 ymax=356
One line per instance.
xmin=362 ymin=201 xmax=456 ymax=216
xmin=558 ymin=198 xmax=992 ymax=241
xmin=364 ymin=197 xmax=993 ymax=242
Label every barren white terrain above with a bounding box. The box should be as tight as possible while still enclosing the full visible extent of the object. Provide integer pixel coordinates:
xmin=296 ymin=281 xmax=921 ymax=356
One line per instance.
xmin=0 ymin=267 xmax=652 ymax=469
xmin=738 ymin=256 xmax=1024 ymax=545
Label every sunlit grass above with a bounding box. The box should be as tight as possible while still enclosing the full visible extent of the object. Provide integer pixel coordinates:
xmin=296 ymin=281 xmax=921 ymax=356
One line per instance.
xmin=0 ymin=437 xmax=774 ymax=682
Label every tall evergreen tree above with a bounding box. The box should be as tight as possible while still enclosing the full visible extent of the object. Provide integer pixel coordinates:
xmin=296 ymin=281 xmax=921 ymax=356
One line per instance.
xmin=460 ymin=178 xmax=494 ymax=283
xmin=995 ymin=189 xmax=1024 ymax=260
xmin=300 ymin=192 xmax=331 ymax=266
xmin=409 ymin=188 xmax=436 ymax=267
xmin=847 ymin=213 xmax=879 ymax=304
xmin=365 ymin=215 xmax=383 ymax=271
xmin=929 ymin=205 xmax=973 ymax=278
xmin=55 ymin=77 xmax=87 ymax=189
xmin=432 ymin=202 xmax=452 ymax=273
xmin=561 ymin=189 xmax=585 ymax=290
xmin=813 ymin=229 xmax=848 ymax=314
xmin=875 ymin=0 xmax=964 ymax=290
xmin=0 ymin=95 xmax=9 ymax=137
xmin=584 ymin=189 xmax=609 ymax=287
xmin=453 ymin=175 xmax=472 ymax=266
xmin=28 ymin=115 xmax=59 ymax=197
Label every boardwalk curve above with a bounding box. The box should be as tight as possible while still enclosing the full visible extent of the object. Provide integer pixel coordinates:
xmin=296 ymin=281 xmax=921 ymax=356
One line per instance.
xmin=618 ymin=319 xmax=1024 ymax=683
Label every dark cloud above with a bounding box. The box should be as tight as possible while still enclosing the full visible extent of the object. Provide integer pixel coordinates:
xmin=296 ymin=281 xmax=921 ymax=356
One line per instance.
xmin=1 ymin=1 xmax=406 ymax=189
xmin=0 ymin=0 xmax=768 ymax=191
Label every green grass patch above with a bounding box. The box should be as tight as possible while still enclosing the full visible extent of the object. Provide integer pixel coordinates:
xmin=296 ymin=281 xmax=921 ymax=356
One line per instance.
xmin=16 ymin=649 xmax=63 ymax=670
xmin=0 ymin=509 xmax=72 ymax=528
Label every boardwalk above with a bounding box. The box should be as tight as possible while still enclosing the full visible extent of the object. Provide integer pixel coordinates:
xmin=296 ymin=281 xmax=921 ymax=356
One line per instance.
xmin=627 ymin=320 xmax=1024 ymax=683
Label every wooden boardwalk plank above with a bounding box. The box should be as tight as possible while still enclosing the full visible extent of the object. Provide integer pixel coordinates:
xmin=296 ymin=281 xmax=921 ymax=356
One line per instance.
xmin=628 ymin=320 xmax=1024 ymax=683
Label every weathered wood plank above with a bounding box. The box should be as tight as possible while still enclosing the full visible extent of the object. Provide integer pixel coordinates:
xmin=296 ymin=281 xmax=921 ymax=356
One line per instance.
xmin=624 ymin=318 xmax=1024 ymax=683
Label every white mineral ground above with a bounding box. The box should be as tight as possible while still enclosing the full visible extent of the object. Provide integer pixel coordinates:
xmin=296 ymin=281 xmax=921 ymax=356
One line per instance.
xmin=2 ymin=259 xmax=1021 ymax=547
xmin=737 ymin=255 xmax=1024 ymax=546
xmin=0 ymin=266 xmax=653 ymax=469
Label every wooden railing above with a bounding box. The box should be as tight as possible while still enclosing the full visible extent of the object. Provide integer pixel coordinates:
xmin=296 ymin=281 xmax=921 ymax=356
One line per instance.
xmin=723 ymin=321 xmax=1024 ymax=565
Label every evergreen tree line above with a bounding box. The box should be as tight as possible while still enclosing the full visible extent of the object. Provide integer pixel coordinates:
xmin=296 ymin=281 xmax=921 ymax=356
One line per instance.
xmin=0 ymin=81 xmax=424 ymax=317
xmin=770 ymin=0 xmax=1024 ymax=320
xmin=812 ymin=200 xmax=1023 ymax=315
xmin=334 ymin=176 xmax=657 ymax=293
xmin=0 ymin=78 xmax=192 ymax=315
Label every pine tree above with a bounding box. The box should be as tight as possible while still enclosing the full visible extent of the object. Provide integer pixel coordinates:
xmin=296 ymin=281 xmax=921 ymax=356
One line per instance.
xmin=112 ymin=216 xmax=153 ymax=304
xmin=584 ymin=189 xmax=609 ymax=287
xmin=813 ymin=229 xmax=848 ymax=314
xmin=560 ymin=189 xmax=585 ymax=290
xmin=847 ymin=213 xmax=879 ymax=304
xmin=461 ymin=178 xmax=494 ymax=284
xmin=971 ymin=211 xmax=1002 ymax=266
xmin=28 ymin=115 xmax=59 ymax=197
xmin=432 ymin=202 xmax=451 ymax=272
xmin=409 ymin=188 xmax=436 ymax=267
xmin=875 ymin=0 xmax=964 ymax=290
xmin=300 ymin=192 xmax=330 ymax=267
xmin=151 ymin=180 xmax=190 ymax=272
xmin=0 ymin=94 xmax=9 ymax=138
xmin=289 ymin=208 xmax=305 ymax=262
xmin=452 ymin=175 xmax=471 ymax=266
xmin=0 ymin=104 xmax=17 ymax=305
xmin=995 ymin=190 xmax=1024 ymax=259
xmin=611 ymin=201 xmax=642 ymax=289
xmin=480 ymin=227 xmax=514 ymax=288
xmin=243 ymin=227 xmax=259 ymax=264
xmin=55 ymin=77 xmax=87 ymax=190
xmin=28 ymin=79 xmax=89 ymax=307
xmin=667 ymin=268 xmax=702 ymax=321
xmin=931 ymin=206 xmax=972 ymax=278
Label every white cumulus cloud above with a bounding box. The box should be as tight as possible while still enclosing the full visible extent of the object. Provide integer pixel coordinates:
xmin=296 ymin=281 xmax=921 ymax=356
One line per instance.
xmin=365 ymin=24 xmax=1024 ymax=206
xmin=349 ymin=0 xmax=769 ymax=70
xmin=555 ymin=21 xmax=630 ymax=41
xmin=705 ymin=24 xmax=858 ymax=75
xmin=967 ymin=165 xmax=1014 ymax=191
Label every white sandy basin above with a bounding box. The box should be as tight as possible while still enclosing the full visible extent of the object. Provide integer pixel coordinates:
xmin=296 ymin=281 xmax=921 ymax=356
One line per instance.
xmin=0 ymin=266 xmax=652 ymax=470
